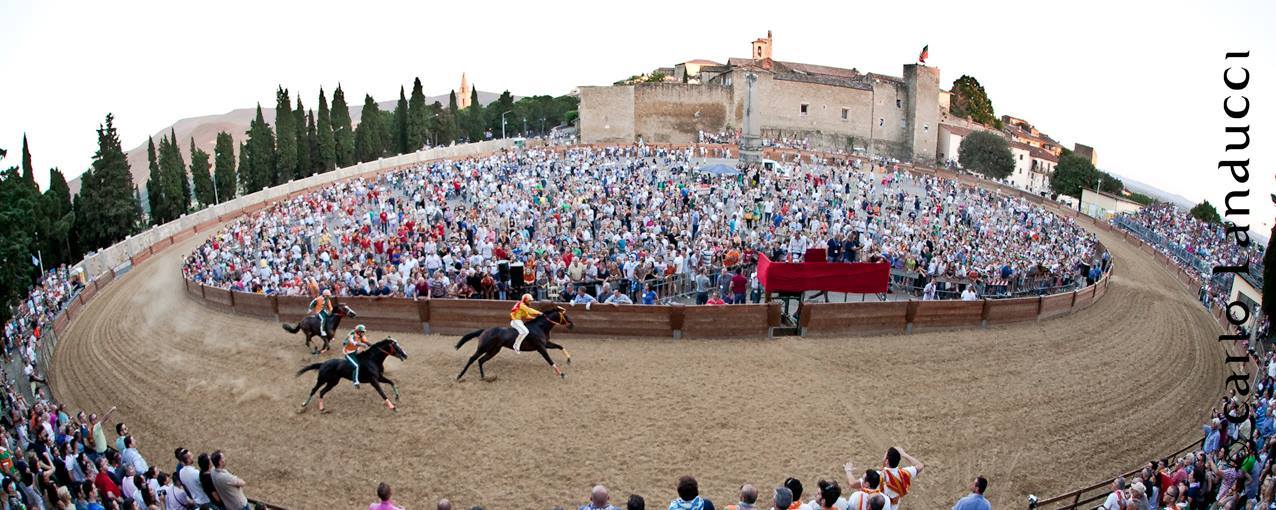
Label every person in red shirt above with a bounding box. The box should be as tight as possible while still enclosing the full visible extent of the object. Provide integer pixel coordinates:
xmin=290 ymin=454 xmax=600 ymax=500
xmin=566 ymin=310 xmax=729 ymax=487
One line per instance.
xmin=94 ymin=457 xmax=122 ymax=500
xmin=706 ymin=292 xmax=726 ymax=305
xmin=730 ymin=270 xmax=748 ymax=304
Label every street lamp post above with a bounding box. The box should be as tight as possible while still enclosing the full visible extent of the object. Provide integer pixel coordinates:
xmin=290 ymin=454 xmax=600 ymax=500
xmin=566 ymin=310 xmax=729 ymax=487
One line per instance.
xmin=501 ymin=110 xmax=513 ymax=139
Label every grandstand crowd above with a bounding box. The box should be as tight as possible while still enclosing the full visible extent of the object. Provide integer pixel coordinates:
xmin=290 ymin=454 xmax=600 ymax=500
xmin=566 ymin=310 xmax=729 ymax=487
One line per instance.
xmin=181 ymin=146 xmax=1102 ymax=304
xmin=1111 ymin=203 xmax=1269 ymax=338
xmin=3 ymin=265 xmax=82 ymax=398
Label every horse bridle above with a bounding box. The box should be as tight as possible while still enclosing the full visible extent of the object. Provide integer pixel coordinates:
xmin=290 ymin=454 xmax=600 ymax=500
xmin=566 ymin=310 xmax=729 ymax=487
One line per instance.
xmin=548 ymin=308 xmax=571 ymax=327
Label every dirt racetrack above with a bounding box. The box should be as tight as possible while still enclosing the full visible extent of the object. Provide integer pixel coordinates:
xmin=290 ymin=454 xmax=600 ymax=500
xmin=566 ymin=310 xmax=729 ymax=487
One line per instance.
xmin=52 ymin=222 xmax=1227 ymax=509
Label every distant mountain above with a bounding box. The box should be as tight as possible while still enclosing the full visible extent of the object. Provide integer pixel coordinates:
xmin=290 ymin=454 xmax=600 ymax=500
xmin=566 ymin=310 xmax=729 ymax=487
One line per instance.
xmin=69 ymin=90 xmax=511 ymax=195
xmin=1115 ymin=174 xmax=1198 ymax=210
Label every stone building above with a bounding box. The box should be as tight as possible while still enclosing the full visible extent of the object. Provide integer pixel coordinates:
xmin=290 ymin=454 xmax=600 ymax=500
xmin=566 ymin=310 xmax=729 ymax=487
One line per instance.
xmin=579 ymin=32 xmax=940 ymax=163
xmin=458 ymin=73 xmax=472 ymax=109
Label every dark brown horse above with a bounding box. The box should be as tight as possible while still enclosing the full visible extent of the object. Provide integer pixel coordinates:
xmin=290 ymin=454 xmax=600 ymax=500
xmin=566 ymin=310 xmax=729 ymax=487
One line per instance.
xmin=454 ymin=307 xmax=574 ymax=381
xmin=297 ymin=337 xmax=407 ymax=413
xmin=282 ymin=303 xmax=357 ymax=354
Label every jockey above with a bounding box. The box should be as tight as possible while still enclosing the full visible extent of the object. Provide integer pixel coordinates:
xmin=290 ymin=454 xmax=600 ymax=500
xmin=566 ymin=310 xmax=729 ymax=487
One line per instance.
xmin=309 ymin=289 xmax=334 ymax=337
xmin=344 ymin=324 xmax=370 ymax=388
xmin=509 ymin=293 xmax=542 ymax=352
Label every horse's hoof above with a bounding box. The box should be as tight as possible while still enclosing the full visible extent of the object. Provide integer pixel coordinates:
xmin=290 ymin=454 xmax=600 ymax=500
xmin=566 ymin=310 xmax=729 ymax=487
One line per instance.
xmin=482 ymin=376 xmax=497 ymax=382
xmin=560 ymin=373 xmax=567 ymax=380
xmin=567 ymin=358 xmax=573 ymax=366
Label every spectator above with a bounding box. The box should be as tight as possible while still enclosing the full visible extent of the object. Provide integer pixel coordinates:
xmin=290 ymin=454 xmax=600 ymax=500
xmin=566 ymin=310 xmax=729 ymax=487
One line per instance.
xmin=605 ymin=289 xmax=633 ymax=305
xmin=161 ymin=471 xmax=193 ymax=510
xmin=960 ymin=286 xmax=978 ymax=301
xmin=580 ymin=484 xmax=618 ymax=510
xmin=572 ymin=287 xmax=598 ymax=307
xmin=120 ymin=435 xmax=148 ymax=475
xmin=770 ymin=487 xmax=793 ymax=510
xmin=731 ymin=270 xmax=748 ymax=305
xmin=176 ymin=448 xmax=211 ymax=508
xmin=438 ymin=498 xmax=453 ymax=510
xmin=627 ymin=495 xmax=645 ymax=510
xmin=210 ymin=450 xmax=248 ymax=510
xmin=114 ymin=422 xmax=129 ymax=452
xmin=669 ymin=475 xmax=714 ymax=510
xmin=1101 ymin=477 xmax=1127 ymax=510
xmin=370 ymin=482 xmax=404 ymax=510
xmin=642 ymin=286 xmax=658 ymax=305
xmin=706 ymin=292 xmax=726 ymax=306
xmin=782 ymin=478 xmax=808 ymax=510
xmin=950 ymin=476 xmax=989 ymax=510
xmin=880 ymin=446 xmax=923 ymax=508
xmin=724 ymin=484 xmax=759 ymax=510
xmin=811 ymin=480 xmax=840 ymax=510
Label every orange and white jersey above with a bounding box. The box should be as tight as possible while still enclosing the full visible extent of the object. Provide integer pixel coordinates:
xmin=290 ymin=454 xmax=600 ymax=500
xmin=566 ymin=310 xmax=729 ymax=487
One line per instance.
xmin=842 ymin=489 xmax=891 ymax=510
xmin=879 ymin=466 xmax=918 ymax=506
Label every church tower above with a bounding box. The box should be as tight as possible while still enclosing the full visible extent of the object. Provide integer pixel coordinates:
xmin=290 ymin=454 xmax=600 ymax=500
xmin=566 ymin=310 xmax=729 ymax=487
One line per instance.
xmin=458 ymin=73 xmax=472 ymax=109
xmin=752 ymin=30 xmax=773 ymax=60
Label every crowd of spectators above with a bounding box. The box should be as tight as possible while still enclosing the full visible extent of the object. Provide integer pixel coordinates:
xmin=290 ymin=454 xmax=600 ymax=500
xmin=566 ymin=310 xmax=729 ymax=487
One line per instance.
xmin=0 ymin=380 xmax=254 ymax=510
xmin=3 ymin=265 xmax=82 ymax=399
xmin=1112 ymin=203 xmax=1267 ymax=327
xmin=181 ymin=146 xmax=1102 ymax=305
xmin=364 ymin=447 xmax=988 ymax=510
xmin=1087 ymin=352 xmax=1276 ymax=510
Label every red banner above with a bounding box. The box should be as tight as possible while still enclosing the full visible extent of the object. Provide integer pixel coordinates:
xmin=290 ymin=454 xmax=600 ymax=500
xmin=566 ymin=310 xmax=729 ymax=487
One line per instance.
xmin=756 ymin=253 xmax=890 ymax=294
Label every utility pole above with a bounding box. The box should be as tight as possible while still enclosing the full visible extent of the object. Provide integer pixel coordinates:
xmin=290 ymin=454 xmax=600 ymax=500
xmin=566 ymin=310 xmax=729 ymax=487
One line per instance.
xmin=501 ymin=110 xmax=513 ymax=139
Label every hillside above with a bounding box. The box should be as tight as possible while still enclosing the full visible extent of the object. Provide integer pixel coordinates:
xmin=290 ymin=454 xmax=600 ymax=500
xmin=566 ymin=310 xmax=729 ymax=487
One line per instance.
xmin=69 ymin=90 xmax=509 ymax=195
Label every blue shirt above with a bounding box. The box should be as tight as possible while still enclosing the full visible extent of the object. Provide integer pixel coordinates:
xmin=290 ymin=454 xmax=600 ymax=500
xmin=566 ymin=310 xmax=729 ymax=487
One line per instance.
xmin=642 ymin=290 xmax=657 ymax=304
xmin=572 ymin=293 xmax=597 ymax=305
xmin=952 ymin=493 xmax=990 ymax=510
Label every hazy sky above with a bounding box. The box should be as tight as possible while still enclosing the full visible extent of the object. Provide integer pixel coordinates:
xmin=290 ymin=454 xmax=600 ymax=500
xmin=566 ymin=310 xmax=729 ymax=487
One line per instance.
xmin=1 ymin=0 xmax=1272 ymax=231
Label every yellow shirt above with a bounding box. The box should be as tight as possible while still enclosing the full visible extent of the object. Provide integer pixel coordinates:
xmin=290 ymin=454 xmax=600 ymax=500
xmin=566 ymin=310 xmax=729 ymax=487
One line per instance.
xmin=510 ymin=302 xmax=542 ymax=321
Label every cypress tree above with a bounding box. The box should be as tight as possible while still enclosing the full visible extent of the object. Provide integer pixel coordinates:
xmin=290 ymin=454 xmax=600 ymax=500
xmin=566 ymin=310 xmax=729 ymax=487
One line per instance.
xmin=156 ymin=133 xmax=188 ymax=222
xmin=20 ymin=134 xmax=34 ymax=184
xmin=331 ymin=85 xmax=355 ymax=167
xmin=407 ymin=78 xmax=428 ymax=151
xmin=170 ymin=128 xmax=190 ymax=211
xmin=190 ymin=138 xmax=215 ymax=207
xmin=447 ymin=91 xmax=460 ymax=143
xmin=306 ymin=110 xmax=320 ymax=175
xmin=274 ymin=86 xmax=296 ymax=186
xmin=354 ymin=94 xmax=384 ymax=163
xmin=241 ymin=104 xmax=276 ymax=193
xmin=44 ymin=167 xmax=74 ymax=265
xmin=145 ymin=137 xmax=163 ymax=222
xmin=213 ymin=131 xmax=236 ymax=202
xmin=316 ymin=88 xmax=336 ymax=172
xmin=80 ymin=113 xmax=142 ymax=250
xmin=237 ymin=140 xmax=251 ymax=193
xmin=394 ymin=86 xmax=409 ymax=155
xmin=294 ymin=96 xmax=311 ymax=178
xmin=0 ymin=166 xmax=38 ymax=322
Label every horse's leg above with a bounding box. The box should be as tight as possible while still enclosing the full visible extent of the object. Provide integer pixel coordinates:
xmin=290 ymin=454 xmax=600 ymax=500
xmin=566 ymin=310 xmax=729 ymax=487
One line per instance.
xmin=316 ymin=379 xmax=339 ymax=413
xmin=378 ymin=375 xmax=399 ymax=401
xmin=456 ymin=349 xmax=482 ymax=381
xmin=545 ymin=341 xmax=572 ymax=365
xmin=477 ymin=348 xmax=500 ymax=382
xmin=369 ymin=380 xmax=395 ymax=411
xmin=300 ymin=379 xmax=324 ymax=409
xmin=535 ymin=346 xmax=564 ymax=379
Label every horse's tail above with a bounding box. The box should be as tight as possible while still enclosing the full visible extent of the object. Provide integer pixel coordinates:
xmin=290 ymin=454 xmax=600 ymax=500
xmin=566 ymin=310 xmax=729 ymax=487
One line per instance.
xmin=281 ymin=322 xmax=301 ymax=334
xmin=296 ymin=363 xmax=322 ymax=377
xmin=455 ymin=329 xmax=485 ymax=350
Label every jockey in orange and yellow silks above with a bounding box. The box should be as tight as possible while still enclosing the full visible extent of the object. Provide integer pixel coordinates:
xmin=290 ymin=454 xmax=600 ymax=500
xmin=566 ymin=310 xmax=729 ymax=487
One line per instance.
xmin=509 ymin=294 xmax=541 ymax=352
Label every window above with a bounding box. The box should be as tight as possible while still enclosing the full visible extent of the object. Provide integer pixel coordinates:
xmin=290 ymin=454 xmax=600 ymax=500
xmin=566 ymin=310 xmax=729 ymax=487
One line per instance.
xmin=896 ymin=99 xmax=902 ymax=108
xmin=841 ymin=108 xmax=849 ymax=120
xmin=800 ymin=103 xmax=809 ymax=116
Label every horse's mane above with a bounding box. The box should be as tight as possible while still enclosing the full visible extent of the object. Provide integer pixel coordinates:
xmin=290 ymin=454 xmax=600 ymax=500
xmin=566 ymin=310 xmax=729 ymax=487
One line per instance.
xmin=526 ymin=308 xmax=561 ymax=326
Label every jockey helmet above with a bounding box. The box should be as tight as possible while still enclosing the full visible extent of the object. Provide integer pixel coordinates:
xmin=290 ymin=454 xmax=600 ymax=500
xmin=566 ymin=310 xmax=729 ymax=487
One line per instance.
xmin=521 ymin=293 xmax=533 ymax=303
xmin=354 ymin=324 xmax=367 ymax=333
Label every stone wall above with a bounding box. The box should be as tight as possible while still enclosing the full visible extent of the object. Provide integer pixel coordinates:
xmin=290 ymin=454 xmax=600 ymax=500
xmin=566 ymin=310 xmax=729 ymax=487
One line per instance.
xmin=904 ymin=64 xmax=940 ymax=163
xmin=632 ymin=83 xmax=733 ymax=144
xmin=579 ymin=85 xmax=636 ymax=143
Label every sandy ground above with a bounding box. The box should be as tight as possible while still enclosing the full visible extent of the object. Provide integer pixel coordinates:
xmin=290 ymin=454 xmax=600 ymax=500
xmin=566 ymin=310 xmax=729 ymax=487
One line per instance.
xmin=51 ymin=223 xmax=1226 ymax=510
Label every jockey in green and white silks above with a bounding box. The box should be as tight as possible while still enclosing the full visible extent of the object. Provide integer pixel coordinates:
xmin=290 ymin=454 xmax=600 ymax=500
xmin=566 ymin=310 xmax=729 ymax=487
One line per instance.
xmin=344 ymin=324 xmax=370 ymax=388
xmin=309 ymin=289 xmax=334 ymax=337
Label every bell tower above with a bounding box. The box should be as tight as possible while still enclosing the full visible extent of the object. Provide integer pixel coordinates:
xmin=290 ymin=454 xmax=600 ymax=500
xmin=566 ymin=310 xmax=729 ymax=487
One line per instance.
xmin=752 ymin=30 xmax=773 ymax=60
xmin=458 ymin=73 xmax=472 ymax=109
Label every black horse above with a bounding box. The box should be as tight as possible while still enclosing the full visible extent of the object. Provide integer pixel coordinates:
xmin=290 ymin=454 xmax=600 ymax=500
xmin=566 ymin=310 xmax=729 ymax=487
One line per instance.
xmin=282 ymin=303 xmax=357 ymax=354
xmin=297 ymin=337 xmax=407 ymax=413
xmin=454 ymin=307 xmax=574 ymax=381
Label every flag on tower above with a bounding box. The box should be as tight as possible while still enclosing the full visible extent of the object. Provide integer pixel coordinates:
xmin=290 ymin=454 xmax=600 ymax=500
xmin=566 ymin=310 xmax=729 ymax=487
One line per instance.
xmin=918 ymin=44 xmax=929 ymax=64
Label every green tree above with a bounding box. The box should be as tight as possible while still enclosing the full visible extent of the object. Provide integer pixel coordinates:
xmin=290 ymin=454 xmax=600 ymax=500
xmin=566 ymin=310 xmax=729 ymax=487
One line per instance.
xmin=407 ymin=78 xmax=428 ymax=151
xmin=316 ymin=88 xmax=336 ymax=172
xmin=354 ymin=94 xmax=384 ymax=162
xmin=43 ymin=167 xmax=75 ymax=265
xmin=394 ymin=86 xmax=409 ymax=155
xmin=331 ymin=85 xmax=355 ymax=167
xmin=0 ymin=165 xmax=38 ymax=323
xmin=20 ymin=134 xmax=34 ymax=183
xmin=274 ymin=86 xmax=296 ymax=186
xmin=466 ymin=85 xmax=485 ymax=140
xmin=154 ymin=133 xmax=189 ymax=223
xmin=1050 ymin=152 xmax=1100 ymax=198
xmin=294 ymin=97 xmax=311 ymax=179
xmin=1190 ymin=201 xmax=1221 ymax=224
xmin=1128 ymin=192 xmax=1157 ymax=205
xmin=144 ymin=137 xmax=163 ymax=221
xmin=957 ymin=131 xmax=1014 ymax=179
xmin=305 ymin=110 xmax=320 ymax=175
xmin=237 ymin=141 xmax=251 ymax=192
xmin=213 ymin=131 xmax=236 ymax=202
xmin=77 ymin=113 xmax=142 ymax=252
xmin=486 ymin=90 xmax=516 ymax=137
xmin=447 ymin=91 xmax=460 ymax=143
xmin=190 ymin=138 xmax=215 ymax=207
xmin=1097 ymin=171 xmax=1123 ymax=194
xmin=950 ymin=75 xmax=1000 ymax=128
xmin=241 ymin=104 xmax=277 ymax=194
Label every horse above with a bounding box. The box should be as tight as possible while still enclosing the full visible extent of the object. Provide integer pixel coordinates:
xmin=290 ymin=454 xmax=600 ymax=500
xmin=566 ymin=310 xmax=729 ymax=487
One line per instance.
xmin=282 ymin=303 xmax=357 ymax=354
xmin=454 ymin=306 xmax=574 ymax=382
xmin=296 ymin=337 xmax=407 ymax=413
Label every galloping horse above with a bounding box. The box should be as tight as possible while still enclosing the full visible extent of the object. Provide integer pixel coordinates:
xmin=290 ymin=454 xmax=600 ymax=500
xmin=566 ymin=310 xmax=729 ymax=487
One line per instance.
xmin=454 ymin=307 xmax=574 ymax=381
xmin=282 ymin=303 xmax=357 ymax=354
xmin=297 ymin=337 xmax=407 ymax=412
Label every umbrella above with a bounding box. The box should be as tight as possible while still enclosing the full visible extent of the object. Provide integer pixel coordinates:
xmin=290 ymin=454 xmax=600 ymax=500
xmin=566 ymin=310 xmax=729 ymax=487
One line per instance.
xmin=696 ymin=163 xmax=741 ymax=176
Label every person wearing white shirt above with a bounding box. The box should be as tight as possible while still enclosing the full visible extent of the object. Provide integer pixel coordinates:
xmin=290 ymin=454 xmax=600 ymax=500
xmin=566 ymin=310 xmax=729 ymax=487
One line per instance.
xmin=960 ymin=287 xmax=978 ymax=301
xmin=121 ymin=435 xmax=149 ymax=475
xmin=176 ymin=448 xmax=211 ymax=507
